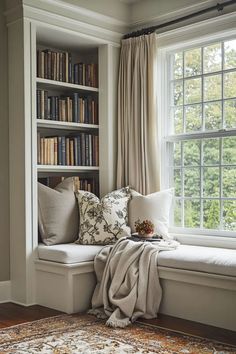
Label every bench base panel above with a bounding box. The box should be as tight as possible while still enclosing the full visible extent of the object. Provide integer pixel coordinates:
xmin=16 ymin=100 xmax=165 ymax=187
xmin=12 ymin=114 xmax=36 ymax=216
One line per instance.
xmin=35 ymin=260 xmax=236 ymax=331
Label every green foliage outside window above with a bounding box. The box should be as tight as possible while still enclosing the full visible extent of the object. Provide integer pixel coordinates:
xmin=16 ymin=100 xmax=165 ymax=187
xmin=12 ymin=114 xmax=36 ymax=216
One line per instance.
xmin=170 ymin=39 xmax=236 ymax=232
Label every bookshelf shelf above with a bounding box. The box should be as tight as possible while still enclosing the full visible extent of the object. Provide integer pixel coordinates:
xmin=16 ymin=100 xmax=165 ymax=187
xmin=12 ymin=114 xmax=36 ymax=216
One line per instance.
xmin=37 ymin=119 xmax=99 ymax=131
xmin=37 ymin=165 xmax=99 ymax=173
xmin=36 ymin=78 xmax=99 ymax=93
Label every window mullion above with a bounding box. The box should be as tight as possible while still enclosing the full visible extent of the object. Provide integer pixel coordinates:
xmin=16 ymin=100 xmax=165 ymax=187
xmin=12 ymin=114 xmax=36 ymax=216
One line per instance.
xmin=219 ymin=137 xmax=223 ymax=230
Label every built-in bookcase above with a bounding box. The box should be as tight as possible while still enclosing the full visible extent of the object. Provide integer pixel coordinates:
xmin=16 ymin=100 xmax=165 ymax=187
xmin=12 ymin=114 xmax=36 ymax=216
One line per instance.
xmin=35 ymin=43 xmax=100 ymax=196
xmin=8 ymin=14 xmax=119 ymax=305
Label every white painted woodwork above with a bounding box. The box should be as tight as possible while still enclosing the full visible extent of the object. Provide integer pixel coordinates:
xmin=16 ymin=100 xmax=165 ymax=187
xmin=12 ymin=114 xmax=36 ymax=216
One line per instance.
xmin=35 ymin=259 xmax=236 ymax=331
xmin=37 ymin=120 xmax=99 ymax=131
xmin=99 ymin=44 xmax=120 ymax=197
xmin=36 ymin=78 xmax=99 ymax=92
xmin=37 ymin=166 xmax=99 ymax=173
xmin=0 ymin=281 xmax=11 ymax=303
xmin=0 ymin=1 xmax=10 ymax=281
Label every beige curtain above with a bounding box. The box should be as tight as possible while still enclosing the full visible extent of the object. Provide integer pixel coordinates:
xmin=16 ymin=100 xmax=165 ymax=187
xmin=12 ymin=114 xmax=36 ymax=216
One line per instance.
xmin=117 ymin=33 xmax=160 ymax=195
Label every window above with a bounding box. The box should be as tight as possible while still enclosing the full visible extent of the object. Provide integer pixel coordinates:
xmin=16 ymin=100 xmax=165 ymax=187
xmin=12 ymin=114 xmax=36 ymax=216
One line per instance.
xmin=165 ymin=38 xmax=236 ymax=234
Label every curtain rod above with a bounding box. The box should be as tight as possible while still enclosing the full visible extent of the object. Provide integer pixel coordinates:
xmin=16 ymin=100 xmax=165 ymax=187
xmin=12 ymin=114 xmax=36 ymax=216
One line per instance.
xmin=123 ymin=0 xmax=236 ymax=39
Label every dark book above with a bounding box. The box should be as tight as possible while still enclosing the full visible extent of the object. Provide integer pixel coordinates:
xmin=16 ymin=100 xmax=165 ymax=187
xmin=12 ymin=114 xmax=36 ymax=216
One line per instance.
xmin=61 ymin=136 xmax=66 ymax=165
xmin=36 ymin=90 xmax=41 ymax=119
xmin=77 ymin=135 xmax=81 ymax=166
xmin=81 ymin=133 xmax=86 ymax=166
xmin=85 ymin=134 xmax=89 ymax=166
xmin=58 ymin=136 xmax=62 ymax=165
xmin=74 ymin=64 xmax=79 ymax=85
xmin=78 ymin=63 xmax=83 ymax=85
xmin=72 ymin=93 xmax=78 ymax=123
xmin=68 ymin=53 xmax=72 ymax=83
xmin=44 ymin=91 xmax=48 ymax=120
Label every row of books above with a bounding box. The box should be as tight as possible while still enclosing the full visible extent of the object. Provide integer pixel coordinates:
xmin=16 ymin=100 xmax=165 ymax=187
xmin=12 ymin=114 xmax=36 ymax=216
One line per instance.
xmin=38 ymin=176 xmax=99 ymax=195
xmin=37 ymin=90 xmax=98 ymax=124
xmin=37 ymin=133 xmax=99 ymax=167
xmin=37 ymin=49 xmax=98 ymax=87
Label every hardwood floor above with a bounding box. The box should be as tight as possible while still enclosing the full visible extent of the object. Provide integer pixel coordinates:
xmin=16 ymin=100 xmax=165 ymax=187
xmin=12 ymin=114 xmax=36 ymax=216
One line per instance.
xmin=0 ymin=303 xmax=235 ymax=347
xmin=0 ymin=303 xmax=62 ymax=329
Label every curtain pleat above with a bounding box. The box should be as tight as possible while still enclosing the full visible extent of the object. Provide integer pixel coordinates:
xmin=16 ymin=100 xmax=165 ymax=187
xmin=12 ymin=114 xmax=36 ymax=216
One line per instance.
xmin=117 ymin=33 xmax=160 ymax=195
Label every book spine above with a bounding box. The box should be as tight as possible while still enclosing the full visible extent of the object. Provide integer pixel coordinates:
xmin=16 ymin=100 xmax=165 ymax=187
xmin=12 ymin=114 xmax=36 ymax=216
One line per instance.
xmin=69 ymin=53 xmax=72 ymax=83
xmin=66 ymin=137 xmax=70 ymax=165
xmin=85 ymin=134 xmax=89 ymax=166
xmin=48 ymin=51 xmax=52 ymax=80
xmin=74 ymin=64 xmax=78 ymax=85
xmin=58 ymin=136 xmax=62 ymax=165
xmin=54 ymin=137 xmax=58 ymax=165
xmin=61 ymin=136 xmax=66 ymax=165
xmin=74 ymin=137 xmax=78 ymax=166
xmin=70 ymin=139 xmax=74 ymax=166
xmin=37 ymin=132 xmax=41 ymax=164
xmin=37 ymin=90 xmax=41 ymax=119
xmin=77 ymin=135 xmax=81 ymax=166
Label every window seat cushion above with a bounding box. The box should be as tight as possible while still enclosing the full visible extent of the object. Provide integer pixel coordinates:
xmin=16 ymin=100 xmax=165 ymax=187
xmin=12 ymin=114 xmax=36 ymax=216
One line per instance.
xmin=38 ymin=243 xmax=104 ymax=264
xmin=158 ymin=244 xmax=236 ymax=277
xmin=38 ymin=243 xmax=236 ymax=277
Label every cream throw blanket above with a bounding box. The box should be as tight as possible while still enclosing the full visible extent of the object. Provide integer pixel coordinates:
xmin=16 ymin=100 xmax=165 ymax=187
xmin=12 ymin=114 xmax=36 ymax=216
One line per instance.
xmin=89 ymin=237 xmax=179 ymax=328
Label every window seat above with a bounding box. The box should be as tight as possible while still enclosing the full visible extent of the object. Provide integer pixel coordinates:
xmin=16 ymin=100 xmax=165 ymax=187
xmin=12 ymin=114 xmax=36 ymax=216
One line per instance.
xmin=35 ymin=242 xmax=236 ymax=331
xmin=38 ymin=243 xmax=236 ymax=277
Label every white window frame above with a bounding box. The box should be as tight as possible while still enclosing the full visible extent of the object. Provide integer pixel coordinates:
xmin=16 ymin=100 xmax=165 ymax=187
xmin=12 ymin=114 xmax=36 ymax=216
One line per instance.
xmin=157 ymin=12 xmax=236 ymax=242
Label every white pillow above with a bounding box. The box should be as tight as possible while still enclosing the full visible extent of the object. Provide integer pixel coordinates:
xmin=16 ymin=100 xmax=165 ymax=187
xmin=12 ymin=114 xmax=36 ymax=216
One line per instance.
xmin=76 ymin=187 xmax=131 ymax=245
xmin=129 ymin=188 xmax=174 ymax=237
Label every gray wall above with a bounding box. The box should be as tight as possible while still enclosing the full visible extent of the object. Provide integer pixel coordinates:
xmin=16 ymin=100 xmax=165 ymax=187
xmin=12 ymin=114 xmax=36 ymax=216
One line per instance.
xmin=0 ymin=1 xmax=10 ymax=281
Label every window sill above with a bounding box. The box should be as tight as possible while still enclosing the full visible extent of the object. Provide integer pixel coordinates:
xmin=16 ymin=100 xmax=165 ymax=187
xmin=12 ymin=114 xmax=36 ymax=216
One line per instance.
xmin=170 ymin=232 xmax=236 ymax=249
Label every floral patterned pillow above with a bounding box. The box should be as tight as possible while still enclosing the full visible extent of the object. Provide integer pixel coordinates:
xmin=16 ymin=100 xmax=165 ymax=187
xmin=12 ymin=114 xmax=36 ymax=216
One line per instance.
xmin=75 ymin=187 xmax=131 ymax=245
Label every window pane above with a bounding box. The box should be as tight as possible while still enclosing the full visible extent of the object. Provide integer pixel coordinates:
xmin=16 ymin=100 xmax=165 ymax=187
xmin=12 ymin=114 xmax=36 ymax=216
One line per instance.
xmin=184 ymin=168 xmax=200 ymax=197
xmin=184 ymin=199 xmax=200 ymax=228
xmin=185 ymin=104 xmax=202 ymax=132
xmin=174 ymin=199 xmax=182 ymax=226
xmin=222 ymin=137 xmax=236 ymax=165
xmin=174 ymin=169 xmax=181 ymax=196
xmin=183 ymin=140 xmax=200 ymax=166
xmin=173 ymin=81 xmax=183 ymax=105
xmin=203 ymin=139 xmax=220 ymax=165
xmin=173 ymin=107 xmax=183 ymax=133
xmin=184 ymin=48 xmax=201 ymax=77
xmin=223 ymin=200 xmax=236 ymax=231
xmin=203 ymin=43 xmax=221 ymax=73
xmin=204 ymin=74 xmax=222 ymax=101
xmin=173 ymin=52 xmax=183 ymax=79
xmin=203 ymin=167 xmax=220 ymax=197
xmin=185 ymin=78 xmax=201 ymax=104
xmin=224 ymin=39 xmax=236 ymax=70
xmin=203 ymin=199 xmax=220 ymax=229
xmin=222 ymin=167 xmax=236 ymax=197
xmin=224 ymin=72 xmax=236 ymax=99
xmin=174 ymin=142 xmax=181 ymax=166
xmin=204 ymin=101 xmax=222 ymax=130
xmin=224 ymin=99 xmax=236 ymax=128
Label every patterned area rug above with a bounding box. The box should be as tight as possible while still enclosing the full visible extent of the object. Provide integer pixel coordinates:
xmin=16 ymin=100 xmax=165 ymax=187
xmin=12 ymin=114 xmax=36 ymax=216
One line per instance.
xmin=0 ymin=314 xmax=235 ymax=354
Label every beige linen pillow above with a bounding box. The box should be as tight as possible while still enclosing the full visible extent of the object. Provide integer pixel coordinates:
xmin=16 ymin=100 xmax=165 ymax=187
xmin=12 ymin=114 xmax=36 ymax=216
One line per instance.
xmin=76 ymin=187 xmax=131 ymax=245
xmin=129 ymin=188 xmax=174 ymax=236
xmin=38 ymin=178 xmax=78 ymax=245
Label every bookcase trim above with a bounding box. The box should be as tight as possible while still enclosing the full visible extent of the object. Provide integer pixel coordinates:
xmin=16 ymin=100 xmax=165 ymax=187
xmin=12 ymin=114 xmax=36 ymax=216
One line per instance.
xmin=36 ymin=78 xmax=99 ymax=92
xmin=37 ymin=120 xmax=99 ymax=131
xmin=37 ymin=165 xmax=99 ymax=173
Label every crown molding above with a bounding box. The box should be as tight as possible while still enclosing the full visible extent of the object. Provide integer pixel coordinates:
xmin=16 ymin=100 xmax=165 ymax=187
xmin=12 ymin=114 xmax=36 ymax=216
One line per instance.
xmin=5 ymin=0 xmax=129 ymax=44
xmin=157 ymin=11 xmax=236 ymax=49
xmin=129 ymin=0 xmax=233 ymax=29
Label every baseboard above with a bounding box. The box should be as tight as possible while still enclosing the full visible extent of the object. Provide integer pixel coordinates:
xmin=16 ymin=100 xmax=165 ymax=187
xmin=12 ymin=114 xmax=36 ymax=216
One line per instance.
xmin=10 ymin=300 xmax=37 ymax=307
xmin=0 ymin=281 xmax=11 ymax=303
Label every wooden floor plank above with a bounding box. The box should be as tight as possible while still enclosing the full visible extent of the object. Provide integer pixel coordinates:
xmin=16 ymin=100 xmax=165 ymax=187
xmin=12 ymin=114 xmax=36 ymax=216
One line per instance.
xmin=0 ymin=303 xmax=235 ymax=346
